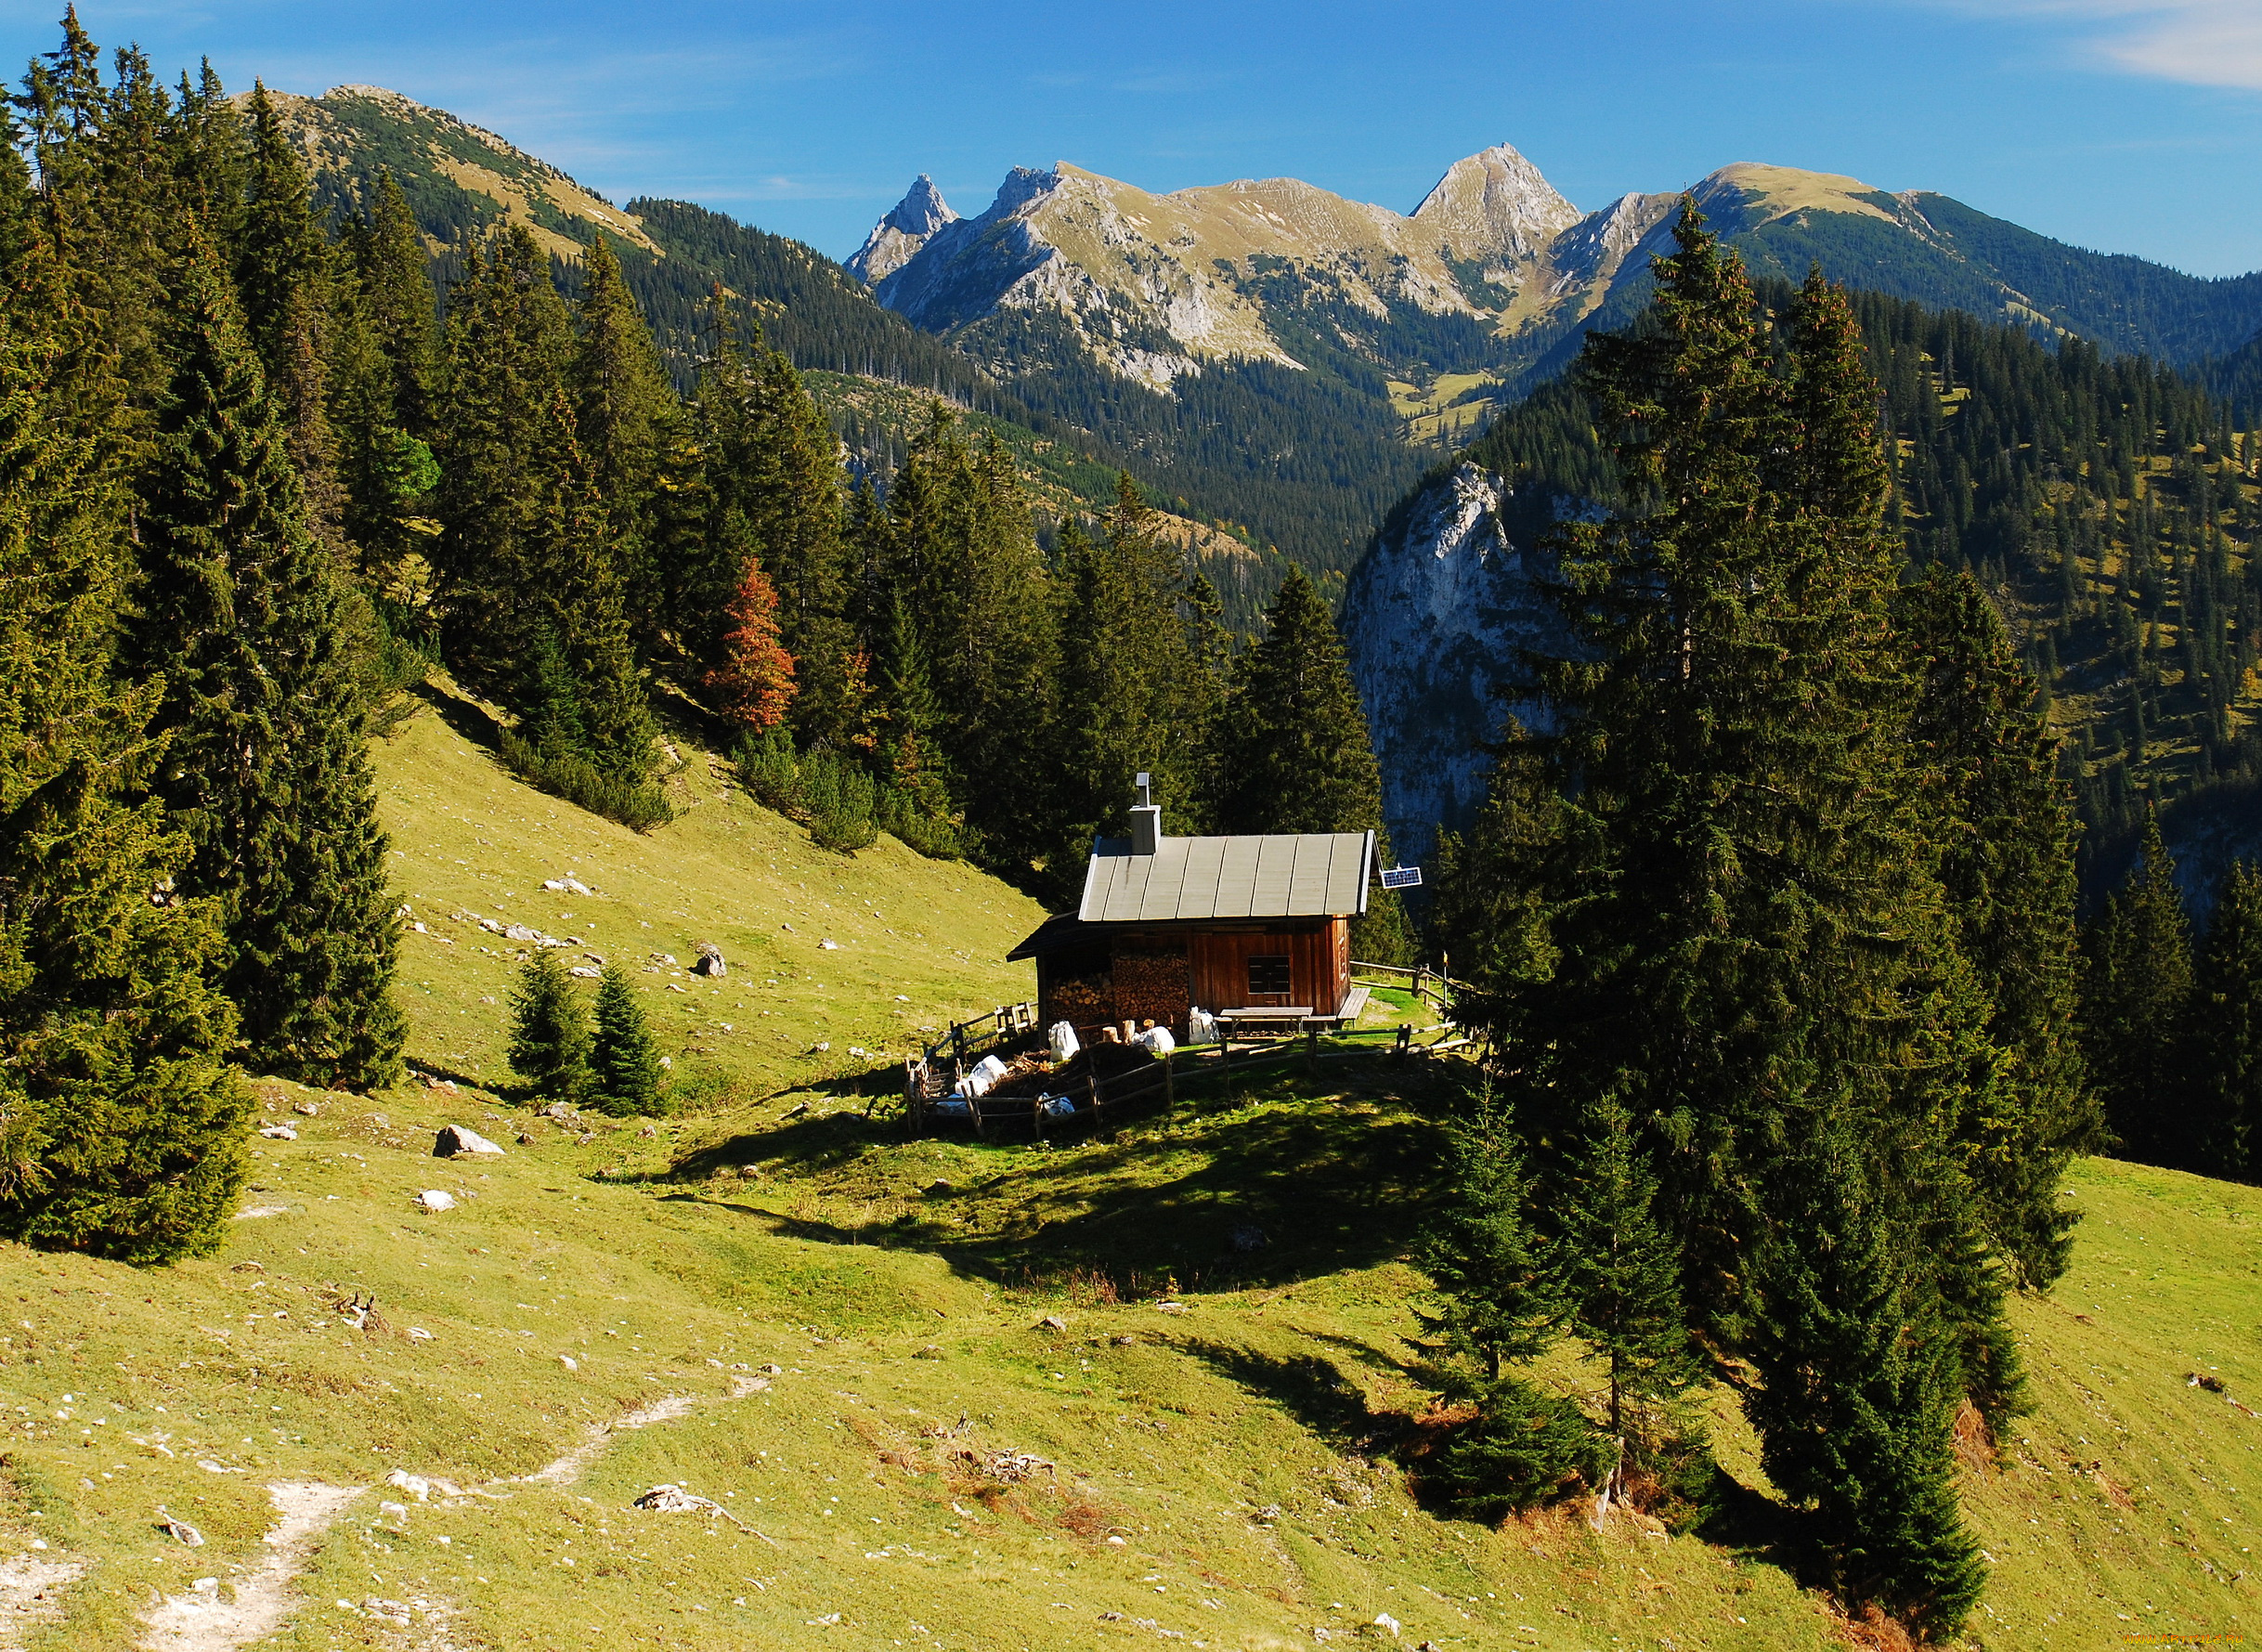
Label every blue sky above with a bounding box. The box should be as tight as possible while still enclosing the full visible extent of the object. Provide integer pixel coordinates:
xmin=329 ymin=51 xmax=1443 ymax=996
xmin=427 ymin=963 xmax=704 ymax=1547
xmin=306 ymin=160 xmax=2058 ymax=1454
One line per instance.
xmin=5 ymin=0 xmax=2259 ymax=275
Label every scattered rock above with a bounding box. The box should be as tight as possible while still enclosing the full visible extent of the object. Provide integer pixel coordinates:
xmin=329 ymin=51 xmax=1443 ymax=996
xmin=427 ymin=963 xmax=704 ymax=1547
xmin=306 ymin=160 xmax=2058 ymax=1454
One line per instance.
xmin=1374 ymin=1612 xmax=1401 ymax=1638
xmin=922 ymin=1178 xmax=954 ymax=1196
xmin=434 ymin=1125 xmax=504 ymax=1159
xmin=631 ymin=1484 xmax=749 ymax=1530
xmin=384 ymin=1470 xmax=431 ymax=1502
xmin=576 ymin=1132 xmax=596 ymax=1146
xmin=1038 ymin=1315 xmax=1069 ymax=1333
xmin=1105 ymin=1537 xmax=1126 ymax=1547
xmin=735 ymin=1164 xmax=760 ymax=1179
xmin=780 ymin=923 xmax=793 ymax=932
xmin=693 ymin=943 xmax=726 ymax=977
xmin=915 ymin=1346 xmax=942 ymax=1359
xmin=230 ymin=1260 xmax=265 ymax=1273
xmin=783 ymin=1101 xmax=810 ymax=1120
xmin=259 ymin=1122 xmax=298 ymax=1141
xmin=232 ymin=1205 xmax=292 ymax=1220
xmin=760 ymin=1362 xmax=783 ymax=1375
xmin=514 ymin=1133 xmax=536 ymax=1145
xmin=1154 ymin=1300 xmax=1189 ymax=1314
xmin=540 ymin=1101 xmax=579 ymax=1122
xmin=569 ymin=965 xmax=601 ymax=980
xmin=504 ymin=924 xmax=541 ymax=942
xmin=818 ymin=938 xmax=838 ymax=950
xmin=160 ymin=1518 xmax=204 ymax=1546
xmin=638 ymin=1125 xmax=657 ymax=1138
xmin=416 ymin=1190 xmax=456 ymax=1213
xmin=1112 ymin=1334 xmax=1137 ymax=1346
xmin=542 ymin=878 xmax=593 ymax=895
xmin=406 ymin=1327 xmax=433 ymax=1342
xmin=651 ymin=952 xmax=679 ymax=967
xmin=559 ymin=1355 xmax=578 ymax=1372
xmin=292 ymin=1100 xmax=319 ymax=1117
xmin=979 ymin=1450 xmax=1056 ymax=1483
xmin=378 ymin=1501 xmax=410 ymax=1523
xmin=895 ymin=994 xmax=910 ymax=1002
xmin=1228 ymin=1222 xmax=1268 ymax=1253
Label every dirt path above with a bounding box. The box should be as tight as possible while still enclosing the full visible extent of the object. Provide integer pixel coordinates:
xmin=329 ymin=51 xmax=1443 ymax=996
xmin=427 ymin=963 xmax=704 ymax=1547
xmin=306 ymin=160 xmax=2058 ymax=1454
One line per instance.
xmin=0 ymin=1555 xmax=84 ymax=1651
xmin=138 ymin=1482 xmax=363 ymax=1652
xmin=520 ymin=1394 xmax=700 ymax=1487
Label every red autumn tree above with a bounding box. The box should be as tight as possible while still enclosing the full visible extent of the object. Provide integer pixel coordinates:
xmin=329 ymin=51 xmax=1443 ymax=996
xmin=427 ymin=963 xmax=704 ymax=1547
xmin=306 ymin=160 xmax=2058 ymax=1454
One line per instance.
xmin=705 ymin=560 xmax=798 ymax=732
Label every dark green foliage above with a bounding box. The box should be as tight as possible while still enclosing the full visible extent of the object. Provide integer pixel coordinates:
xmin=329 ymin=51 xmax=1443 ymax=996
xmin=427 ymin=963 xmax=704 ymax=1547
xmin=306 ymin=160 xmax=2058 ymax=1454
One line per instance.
xmin=130 ymin=240 xmax=406 ymax=1090
xmin=591 ymin=964 xmax=664 ymax=1118
xmin=1744 ymin=1123 xmax=1987 ymax=1639
xmin=2188 ymin=862 xmax=2262 ymax=1179
xmin=1456 ymin=279 xmax=2262 ymax=891
xmin=1411 ymin=1085 xmax=1556 ymax=1385
xmin=2082 ymin=811 xmax=2195 ymax=1164
xmin=1423 ymin=1378 xmax=1614 ymax=1523
xmin=1213 ymin=560 xmax=1410 ymax=960
xmin=0 ymin=220 xmax=251 ymax=1265
xmin=1896 ymin=566 xmax=2098 ymax=1285
xmin=733 ymin=728 xmax=962 ymax=858
xmin=507 ymin=950 xmax=592 ymax=1101
xmin=1554 ymin=1100 xmax=1702 ymax=1479
xmin=1052 ymin=480 xmax=1224 ymax=854
xmin=1435 ymin=223 xmax=2025 ymax=1633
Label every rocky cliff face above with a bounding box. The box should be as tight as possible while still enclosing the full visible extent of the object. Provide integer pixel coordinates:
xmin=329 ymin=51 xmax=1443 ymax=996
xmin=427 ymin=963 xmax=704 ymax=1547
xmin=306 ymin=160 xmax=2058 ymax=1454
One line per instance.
xmin=1410 ymin=143 xmax=1581 ymax=279
xmin=1338 ymin=462 xmax=1571 ymax=864
xmin=847 ymin=174 xmax=957 ymax=286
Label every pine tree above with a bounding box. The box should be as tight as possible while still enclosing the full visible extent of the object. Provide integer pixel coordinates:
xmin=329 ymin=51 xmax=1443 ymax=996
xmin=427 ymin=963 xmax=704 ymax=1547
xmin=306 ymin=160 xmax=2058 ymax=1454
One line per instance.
xmin=1052 ymin=476 xmax=1219 ymax=857
xmin=507 ymin=951 xmax=592 ymax=1101
xmin=130 ymin=238 xmax=406 ymax=1089
xmin=1553 ymin=1099 xmax=1701 ymax=1506
xmin=1412 ymin=1084 xmax=1558 ymax=1384
xmin=1896 ymin=564 xmax=2097 ymax=1284
xmin=868 ymin=409 xmax=1059 ymax=878
xmin=2186 ymin=860 xmax=2262 ymax=1180
xmin=569 ymin=233 xmax=673 ymax=617
xmin=707 ymin=558 xmax=798 ymax=734
xmin=1745 ymin=1121 xmax=1986 ymax=1638
xmin=0 ymin=224 xmax=251 ymax=1263
xmin=2082 ymin=809 xmax=2194 ymax=1165
xmin=590 ymin=964 xmax=664 ymax=1118
xmin=234 ymin=85 xmax=344 ymax=546
xmin=330 ymin=171 xmax=440 ymax=593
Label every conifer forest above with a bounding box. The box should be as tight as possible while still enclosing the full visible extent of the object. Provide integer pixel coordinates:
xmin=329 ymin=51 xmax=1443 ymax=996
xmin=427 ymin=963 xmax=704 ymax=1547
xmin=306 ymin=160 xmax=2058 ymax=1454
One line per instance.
xmin=5 ymin=11 xmax=2262 ymax=1648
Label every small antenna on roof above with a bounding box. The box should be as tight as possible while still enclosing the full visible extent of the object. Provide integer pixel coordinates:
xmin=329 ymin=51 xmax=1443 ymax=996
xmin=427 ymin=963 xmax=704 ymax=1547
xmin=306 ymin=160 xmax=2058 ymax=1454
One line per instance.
xmin=1135 ymin=771 xmax=1152 ymax=808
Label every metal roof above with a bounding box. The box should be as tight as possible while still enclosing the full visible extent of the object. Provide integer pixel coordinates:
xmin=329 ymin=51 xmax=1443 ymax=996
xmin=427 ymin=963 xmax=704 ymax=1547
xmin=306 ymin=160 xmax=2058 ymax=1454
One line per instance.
xmin=1076 ymin=831 xmax=1373 ymax=924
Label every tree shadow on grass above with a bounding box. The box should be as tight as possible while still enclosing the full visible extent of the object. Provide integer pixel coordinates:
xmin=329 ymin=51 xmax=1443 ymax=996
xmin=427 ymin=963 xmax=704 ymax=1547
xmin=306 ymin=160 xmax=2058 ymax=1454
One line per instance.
xmin=408 ymin=678 xmax=510 ymax=755
xmin=1175 ymin=1339 xmax=1408 ymax=1456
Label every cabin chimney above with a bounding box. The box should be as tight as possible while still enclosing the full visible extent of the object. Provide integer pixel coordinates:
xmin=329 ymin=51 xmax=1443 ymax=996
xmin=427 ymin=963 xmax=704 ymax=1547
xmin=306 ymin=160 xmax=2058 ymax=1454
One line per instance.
xmin=1130 ymin=771 xmax=1161 ymax=856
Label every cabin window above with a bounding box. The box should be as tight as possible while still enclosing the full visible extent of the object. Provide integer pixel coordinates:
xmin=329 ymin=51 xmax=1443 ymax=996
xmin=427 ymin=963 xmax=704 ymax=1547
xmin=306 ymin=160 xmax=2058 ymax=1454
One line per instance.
xmin=1248 ymin=955 xmax=1292 ymax=996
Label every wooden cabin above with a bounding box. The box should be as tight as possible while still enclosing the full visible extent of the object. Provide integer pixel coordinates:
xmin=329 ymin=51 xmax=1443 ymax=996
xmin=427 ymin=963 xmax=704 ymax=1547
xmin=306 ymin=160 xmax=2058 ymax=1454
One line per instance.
xmin=1008 ymin=784 xmax=1373 ymax=1040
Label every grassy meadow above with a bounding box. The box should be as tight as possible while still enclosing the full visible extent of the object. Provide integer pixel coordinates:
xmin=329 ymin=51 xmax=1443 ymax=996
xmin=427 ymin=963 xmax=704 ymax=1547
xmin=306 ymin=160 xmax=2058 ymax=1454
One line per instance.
xmin=0 ymin=695 xmax=2254 ymax=1650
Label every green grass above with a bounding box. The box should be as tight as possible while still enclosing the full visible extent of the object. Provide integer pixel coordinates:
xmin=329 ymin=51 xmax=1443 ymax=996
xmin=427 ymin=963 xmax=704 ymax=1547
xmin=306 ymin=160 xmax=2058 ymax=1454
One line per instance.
xmin=0 ymin=700 xmax=2254 ymax=1649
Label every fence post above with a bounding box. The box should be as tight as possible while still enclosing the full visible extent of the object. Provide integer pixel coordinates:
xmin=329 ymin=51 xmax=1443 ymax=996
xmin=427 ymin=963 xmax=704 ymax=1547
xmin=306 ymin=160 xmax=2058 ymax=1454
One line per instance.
xmin=1305 ymin=1021 xmax=1318 ymax=1077
xmin=1164 ymin=1049 xmax=1176 ymax=1112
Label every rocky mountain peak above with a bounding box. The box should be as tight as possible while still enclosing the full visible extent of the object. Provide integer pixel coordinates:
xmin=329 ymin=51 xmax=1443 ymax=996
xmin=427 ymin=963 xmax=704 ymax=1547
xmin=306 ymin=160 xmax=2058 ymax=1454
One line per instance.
xmin=1411 ymin=142 xmax=1580 ymax=269
xmin=884 ymin=174 xmax=956 ymax=237
xmin=850 ymin=173 xmax=966 ymax=285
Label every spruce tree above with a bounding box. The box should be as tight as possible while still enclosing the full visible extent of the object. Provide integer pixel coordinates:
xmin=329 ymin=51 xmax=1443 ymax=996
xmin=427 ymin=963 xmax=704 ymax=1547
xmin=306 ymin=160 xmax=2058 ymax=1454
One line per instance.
xmin=507 ymin=951 xmax=592 ymax=1101
xmin=569 ymin=233 xmax=673 ymax=617
xmin=130 ymin=239 xmax=406 ymax=1090
xmin=2187 ymin=860 xmax=2262 ymax=1180
xmin=1745 ymin=1121 xmax=1986 ymax=1638
xmin=0 ymin=228 xmax=251 ymax=1263
xmin=1412 ymin=1084 xmax=1558 ymax=1384
xmin=1553 ymin=1099 xmax=1701 ymax=1503
xmin=2082 ymin=809 xmax=2194 ymax=1165
xmin=591 ymin=965 xmax=665 ymax=1118
xmin=234 ymin=85 xmax=344 ymax=545
xmin=1896 ymin=564 xmax=2097 ymax=1283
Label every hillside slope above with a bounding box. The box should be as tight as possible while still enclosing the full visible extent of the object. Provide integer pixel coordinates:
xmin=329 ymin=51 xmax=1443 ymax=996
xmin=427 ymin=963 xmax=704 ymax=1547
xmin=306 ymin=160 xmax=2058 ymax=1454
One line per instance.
xmin=0 ymin=700 xmax=2247 ymax=1647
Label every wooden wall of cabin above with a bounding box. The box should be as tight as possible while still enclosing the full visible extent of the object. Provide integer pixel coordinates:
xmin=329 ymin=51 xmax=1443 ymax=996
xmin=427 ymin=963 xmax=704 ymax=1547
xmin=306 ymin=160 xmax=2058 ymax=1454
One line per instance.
xmin=1188 ymin=919 xmax=1348 ymax=1014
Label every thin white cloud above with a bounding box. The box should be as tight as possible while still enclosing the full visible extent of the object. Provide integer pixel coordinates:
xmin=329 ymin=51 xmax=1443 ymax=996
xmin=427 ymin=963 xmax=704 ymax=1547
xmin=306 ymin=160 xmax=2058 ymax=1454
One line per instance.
xmin=1937 ymin=1 xmax=2262 ymax=90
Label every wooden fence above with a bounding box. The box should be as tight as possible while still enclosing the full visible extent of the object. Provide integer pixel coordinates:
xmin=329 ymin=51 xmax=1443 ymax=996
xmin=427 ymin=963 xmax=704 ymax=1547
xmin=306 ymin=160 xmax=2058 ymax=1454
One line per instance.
xmin=1349 ymin=958 xmax=1453 ymax=1014
xmin=901 ymin=1015 xmax=1461 ymax=1139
